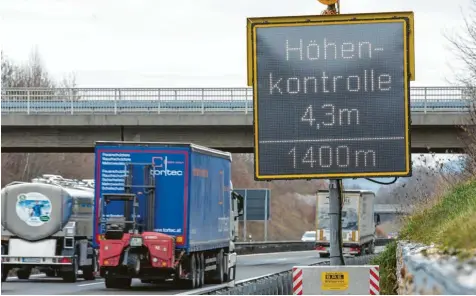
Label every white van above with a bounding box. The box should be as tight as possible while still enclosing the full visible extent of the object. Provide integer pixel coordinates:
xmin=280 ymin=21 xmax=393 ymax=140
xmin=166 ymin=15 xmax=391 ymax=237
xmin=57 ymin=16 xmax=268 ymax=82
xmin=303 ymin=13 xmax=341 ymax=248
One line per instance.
xmin=301 ymin=231 xmax=316 ymax=242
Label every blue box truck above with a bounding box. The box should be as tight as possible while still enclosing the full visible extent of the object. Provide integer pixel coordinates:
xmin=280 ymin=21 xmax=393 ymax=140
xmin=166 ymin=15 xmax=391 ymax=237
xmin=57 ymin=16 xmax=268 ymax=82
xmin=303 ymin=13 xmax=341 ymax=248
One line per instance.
xmin=93 ymin=141 xmax=243 ymax=289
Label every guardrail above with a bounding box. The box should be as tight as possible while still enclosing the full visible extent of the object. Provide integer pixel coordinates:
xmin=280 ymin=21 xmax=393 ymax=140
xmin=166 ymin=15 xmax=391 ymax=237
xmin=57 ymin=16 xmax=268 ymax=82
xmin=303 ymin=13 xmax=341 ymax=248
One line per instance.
xmin=183 ymin=254 xmax=379 ymax=295
xmin=1 ymin=87 xmax=474 ymax=115
xmin=234 ymin=239 xmax=393 ymax=255
xmin=397 ymin=241 xmax=476 ymax=295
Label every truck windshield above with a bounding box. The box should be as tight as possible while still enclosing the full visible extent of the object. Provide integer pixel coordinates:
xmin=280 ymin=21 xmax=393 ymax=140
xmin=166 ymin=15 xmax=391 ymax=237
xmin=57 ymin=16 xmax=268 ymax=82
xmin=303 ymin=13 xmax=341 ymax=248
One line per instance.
xmin=317 ymin=206 xmax=359 ymax=230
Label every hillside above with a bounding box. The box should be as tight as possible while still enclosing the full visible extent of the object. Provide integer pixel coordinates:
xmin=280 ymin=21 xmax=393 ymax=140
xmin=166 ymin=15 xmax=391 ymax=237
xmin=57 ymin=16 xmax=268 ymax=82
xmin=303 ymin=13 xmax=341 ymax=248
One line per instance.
xmin=372 ymin=179 xmax=476 ymax=294
xmin=1 ymin=152 xmax=326 ymax=240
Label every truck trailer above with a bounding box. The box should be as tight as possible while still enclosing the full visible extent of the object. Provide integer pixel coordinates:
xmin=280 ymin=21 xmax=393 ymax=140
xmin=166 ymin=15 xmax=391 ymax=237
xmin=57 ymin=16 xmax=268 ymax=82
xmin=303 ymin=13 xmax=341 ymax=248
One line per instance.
xmin=1 ymin=181 xmax=97 ymax=282
xmin=94 ymin=141 xmax=243 ymax=289
xmin=314 ymin=189 xmax=376 ymax=257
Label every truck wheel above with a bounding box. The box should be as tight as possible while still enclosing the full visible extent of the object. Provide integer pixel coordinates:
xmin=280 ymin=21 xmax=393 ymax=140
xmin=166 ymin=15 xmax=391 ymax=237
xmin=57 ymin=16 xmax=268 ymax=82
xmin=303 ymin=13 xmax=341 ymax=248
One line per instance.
xmin=82 ymin=266 xmax=95 ymax=281
xmin=185 ymin=253 xmax=198 ymax=289
xmin=127 ymin=253 xmax=140 ymax=275
xmin=369 ymin=241 xmax=376 ymax=254
xmin=222 ymin=253 xmax=229 ymax=282
xmin=198 ymin=253 xmax=205 ymax=287
xmin=121 ymin=278 xmax=132 ymax=289
xmin=217 ymin=251 xmax=225 ymax=284
xmin=17 ymin=268 xmax=32 ymax=280
xmin=82 ymin=247 xmax=97 ymax=281
xmin=105 ymin=276 xmax=131 ymax=289
xmin=319 ymin=253 xmax=330 ymax=258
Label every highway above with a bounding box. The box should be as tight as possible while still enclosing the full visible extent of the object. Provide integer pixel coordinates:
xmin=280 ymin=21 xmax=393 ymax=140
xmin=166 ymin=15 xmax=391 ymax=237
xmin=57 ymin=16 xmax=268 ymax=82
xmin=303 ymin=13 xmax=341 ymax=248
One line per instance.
xmin=1 ymin=251 xmax=329 ymax=295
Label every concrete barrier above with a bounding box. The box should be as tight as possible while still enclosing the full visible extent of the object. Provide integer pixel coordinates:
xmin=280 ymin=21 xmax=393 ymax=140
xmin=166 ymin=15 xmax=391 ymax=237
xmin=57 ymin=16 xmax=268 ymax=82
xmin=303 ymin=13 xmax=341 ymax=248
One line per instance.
xmin=235 ymin=239 xmax=393 ymax=255
xmin=397 ymin=241 xmax=476 ymax=295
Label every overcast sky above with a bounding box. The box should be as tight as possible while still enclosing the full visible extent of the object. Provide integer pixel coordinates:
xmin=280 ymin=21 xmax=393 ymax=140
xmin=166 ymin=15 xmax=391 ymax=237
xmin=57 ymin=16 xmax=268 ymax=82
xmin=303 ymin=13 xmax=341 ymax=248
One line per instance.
xmin=0 ymin=0 xmax=473 ymax=87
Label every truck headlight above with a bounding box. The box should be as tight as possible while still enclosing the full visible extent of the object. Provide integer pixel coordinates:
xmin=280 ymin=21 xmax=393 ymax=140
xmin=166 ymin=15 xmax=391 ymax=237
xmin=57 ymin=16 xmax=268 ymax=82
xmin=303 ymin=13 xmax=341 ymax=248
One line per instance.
xmin=130 ymin=237 xmax=143 ymax=247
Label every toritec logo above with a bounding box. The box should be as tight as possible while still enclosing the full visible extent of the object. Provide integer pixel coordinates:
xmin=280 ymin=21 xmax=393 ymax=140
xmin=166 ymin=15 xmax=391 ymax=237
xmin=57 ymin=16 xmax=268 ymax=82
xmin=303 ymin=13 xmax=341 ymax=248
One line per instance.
xmin=151 ymin=156 xmax=183 ymax=177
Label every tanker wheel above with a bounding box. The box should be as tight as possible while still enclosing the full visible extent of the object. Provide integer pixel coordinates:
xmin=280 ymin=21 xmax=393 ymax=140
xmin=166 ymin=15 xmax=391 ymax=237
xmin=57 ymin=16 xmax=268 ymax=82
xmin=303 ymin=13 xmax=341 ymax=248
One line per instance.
xmin=45 ymin=270 xmax=56 ymax=277
xmin=17 ymin=268 xmax=32 ymax=280
xmin=1 ymin=266 xmax=10 ymax=282
xmin=62 ymin=257 xmax=78 ymax=283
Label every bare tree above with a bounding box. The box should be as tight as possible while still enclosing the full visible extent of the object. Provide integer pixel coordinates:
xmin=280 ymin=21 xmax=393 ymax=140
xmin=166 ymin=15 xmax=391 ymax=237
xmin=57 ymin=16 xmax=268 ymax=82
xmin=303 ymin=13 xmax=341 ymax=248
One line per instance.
xmin=1 ymin=48 xmax=87 ymax=186
xmin=445 ymin=0 xmax=476 ymax=179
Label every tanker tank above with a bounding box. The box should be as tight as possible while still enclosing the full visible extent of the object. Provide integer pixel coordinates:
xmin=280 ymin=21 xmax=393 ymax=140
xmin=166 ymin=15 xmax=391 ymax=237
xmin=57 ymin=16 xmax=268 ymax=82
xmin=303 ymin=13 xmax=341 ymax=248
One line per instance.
xmin=1 ymin=182 xmax=94 ymax=241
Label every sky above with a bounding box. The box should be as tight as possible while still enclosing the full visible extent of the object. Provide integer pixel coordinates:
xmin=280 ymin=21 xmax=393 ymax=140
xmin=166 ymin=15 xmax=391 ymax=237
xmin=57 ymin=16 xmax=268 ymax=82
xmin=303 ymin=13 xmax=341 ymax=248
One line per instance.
xmin=0 ymin=0 xmax=474 ymax=87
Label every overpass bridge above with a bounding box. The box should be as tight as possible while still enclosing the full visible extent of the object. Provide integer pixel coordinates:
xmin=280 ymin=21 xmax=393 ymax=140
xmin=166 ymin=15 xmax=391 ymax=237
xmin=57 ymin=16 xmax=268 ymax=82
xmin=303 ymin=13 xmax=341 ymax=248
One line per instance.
xmin=374 ymin=204 xmax=412 ymax=215
xmin=1 ymin=86 xmax=473 ymax=153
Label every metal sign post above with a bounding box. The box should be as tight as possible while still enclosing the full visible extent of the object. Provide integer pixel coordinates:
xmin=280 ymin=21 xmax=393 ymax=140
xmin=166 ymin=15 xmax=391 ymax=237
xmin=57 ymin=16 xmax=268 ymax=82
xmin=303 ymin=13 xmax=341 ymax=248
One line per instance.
xmin=264 ymin=189 xmax=269 ymax=241
xmin=243 ymin=189 xmax=247 ymax=241
xmin=235 ymin=188 xmax=271 ymax=241
xmin=329 ymin=180 xmax=344 ymax=265
xmin=322 ymin=1 xmax=344 ymax=267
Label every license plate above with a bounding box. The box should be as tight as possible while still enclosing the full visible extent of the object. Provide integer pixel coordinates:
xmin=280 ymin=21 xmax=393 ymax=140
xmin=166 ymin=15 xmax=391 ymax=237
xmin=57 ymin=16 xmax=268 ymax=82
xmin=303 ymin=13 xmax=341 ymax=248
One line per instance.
xmin=22 ymin=258 xmax=41 ymax=263
xmin=130 ymin=237 xmax=142 ymax=247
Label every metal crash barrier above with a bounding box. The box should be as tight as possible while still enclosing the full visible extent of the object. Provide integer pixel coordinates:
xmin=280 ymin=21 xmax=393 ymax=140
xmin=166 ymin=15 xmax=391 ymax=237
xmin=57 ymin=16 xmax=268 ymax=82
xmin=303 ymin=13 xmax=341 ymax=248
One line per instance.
xmin=182 ymin=254 xmax=378 ymax=295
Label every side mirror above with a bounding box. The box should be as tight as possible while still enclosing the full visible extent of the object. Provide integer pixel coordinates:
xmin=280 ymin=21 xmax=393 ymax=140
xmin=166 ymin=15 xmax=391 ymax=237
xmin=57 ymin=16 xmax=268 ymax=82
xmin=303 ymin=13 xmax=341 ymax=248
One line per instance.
xmin=232 ymin=191 xmax=244 ymax=217
xmin=374 ymin=213 xmax=381 ymax=225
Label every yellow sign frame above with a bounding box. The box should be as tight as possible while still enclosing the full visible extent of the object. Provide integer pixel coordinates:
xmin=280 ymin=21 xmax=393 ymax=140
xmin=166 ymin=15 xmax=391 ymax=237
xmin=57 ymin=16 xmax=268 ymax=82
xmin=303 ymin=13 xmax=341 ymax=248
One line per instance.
xmin=246 ymin=11 xmax=415 ymax=86
xmin=247 ymin=12 xmax=414 ymax=180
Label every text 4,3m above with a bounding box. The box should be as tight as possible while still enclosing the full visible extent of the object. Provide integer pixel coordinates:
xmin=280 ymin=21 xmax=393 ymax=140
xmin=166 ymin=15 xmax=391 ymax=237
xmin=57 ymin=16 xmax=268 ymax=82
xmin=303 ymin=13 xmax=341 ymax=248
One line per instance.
xmin=302 ymin=104 xmax=360 ymax=128
xmin=288 ymin=146 xmax=376 ymax=169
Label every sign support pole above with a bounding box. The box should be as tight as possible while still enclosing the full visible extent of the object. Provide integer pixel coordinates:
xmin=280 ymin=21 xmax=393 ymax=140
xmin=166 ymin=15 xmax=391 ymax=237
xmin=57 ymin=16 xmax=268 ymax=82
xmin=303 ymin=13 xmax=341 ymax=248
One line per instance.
xmin=264 ymin=189 xmax=268 ymax=242
xmin=243 ymin=189 xmax=248 ymax=241
xmin=320 ymin=0 xmax=344 ymax=266
xmin=328 ymin=179 xmax=344 ymax=265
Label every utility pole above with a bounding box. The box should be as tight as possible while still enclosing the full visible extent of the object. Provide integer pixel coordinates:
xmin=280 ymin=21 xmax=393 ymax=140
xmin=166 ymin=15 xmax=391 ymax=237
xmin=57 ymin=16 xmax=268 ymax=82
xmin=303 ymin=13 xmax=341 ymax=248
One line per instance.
xmin=319 ymin=0 xmax=345 ymax=266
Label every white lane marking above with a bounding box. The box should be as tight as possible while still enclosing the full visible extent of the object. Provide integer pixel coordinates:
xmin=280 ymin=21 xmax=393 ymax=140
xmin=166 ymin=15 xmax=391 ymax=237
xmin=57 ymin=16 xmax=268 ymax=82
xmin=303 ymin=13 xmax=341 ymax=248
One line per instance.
xmin=77 ymin=281 xmax=104 ymax=287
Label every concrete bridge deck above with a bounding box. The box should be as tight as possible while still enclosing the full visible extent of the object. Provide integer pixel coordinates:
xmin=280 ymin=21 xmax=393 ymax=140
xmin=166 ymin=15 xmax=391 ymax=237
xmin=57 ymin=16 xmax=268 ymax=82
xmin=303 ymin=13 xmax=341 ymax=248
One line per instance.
xmin=1 ymin=87 xmax=472 ymax=153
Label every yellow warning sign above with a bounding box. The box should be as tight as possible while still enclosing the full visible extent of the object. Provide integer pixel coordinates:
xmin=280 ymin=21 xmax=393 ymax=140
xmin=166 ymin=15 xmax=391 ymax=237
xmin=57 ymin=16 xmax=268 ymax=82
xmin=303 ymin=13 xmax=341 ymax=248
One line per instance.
xmin=321 ymin=271 xmax=349 ymax=291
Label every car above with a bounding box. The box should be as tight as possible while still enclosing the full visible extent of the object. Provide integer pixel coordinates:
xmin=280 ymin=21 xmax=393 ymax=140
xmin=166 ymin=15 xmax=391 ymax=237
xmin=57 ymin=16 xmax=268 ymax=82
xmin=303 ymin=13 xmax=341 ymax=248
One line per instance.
xmin=387 ymin=232 xmax=399 ymax=239
xmin=301 ymin=231 xmax=317 ymax=242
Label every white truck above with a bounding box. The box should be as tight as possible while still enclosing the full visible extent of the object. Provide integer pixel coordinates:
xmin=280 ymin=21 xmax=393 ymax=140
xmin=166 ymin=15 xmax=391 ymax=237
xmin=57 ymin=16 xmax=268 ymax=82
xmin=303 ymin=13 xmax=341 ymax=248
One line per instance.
xmin=1 ymin=181 xmax=97 ymax=283
xmin=315 ymin=189 xmax=376 ymax=257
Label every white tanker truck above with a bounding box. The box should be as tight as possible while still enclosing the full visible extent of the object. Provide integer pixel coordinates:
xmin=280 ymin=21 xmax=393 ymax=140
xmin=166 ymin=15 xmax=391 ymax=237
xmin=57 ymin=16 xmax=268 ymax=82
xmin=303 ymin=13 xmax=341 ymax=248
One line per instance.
xmin=1 ymin=181 xmax=97 ymax=283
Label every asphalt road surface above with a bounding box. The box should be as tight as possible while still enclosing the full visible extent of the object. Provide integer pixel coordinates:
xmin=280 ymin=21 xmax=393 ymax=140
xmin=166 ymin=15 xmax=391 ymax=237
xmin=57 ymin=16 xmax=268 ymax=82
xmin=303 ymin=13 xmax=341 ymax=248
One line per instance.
xmin=2 ymin=248 xmax=384 ymax=295
xmin=1 ymin=251 xmax=328 ymax=295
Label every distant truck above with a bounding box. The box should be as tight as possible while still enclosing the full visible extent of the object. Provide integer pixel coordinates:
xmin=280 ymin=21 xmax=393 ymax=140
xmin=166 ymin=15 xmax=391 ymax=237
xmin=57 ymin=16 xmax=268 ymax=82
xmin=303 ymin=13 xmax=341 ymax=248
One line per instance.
xmin=314 ymin=189 xmax=376 ymax=257
xmin=94 ymin=141 xmax=243 ymax=289
xmin=1 ymin=181 xmax=97 ymax=282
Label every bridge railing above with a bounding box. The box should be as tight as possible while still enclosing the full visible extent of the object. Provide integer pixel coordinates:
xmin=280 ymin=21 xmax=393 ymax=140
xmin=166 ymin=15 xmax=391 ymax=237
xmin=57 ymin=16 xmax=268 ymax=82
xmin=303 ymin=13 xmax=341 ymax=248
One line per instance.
xmin=1 ymin=86 xmax=474 ymax=115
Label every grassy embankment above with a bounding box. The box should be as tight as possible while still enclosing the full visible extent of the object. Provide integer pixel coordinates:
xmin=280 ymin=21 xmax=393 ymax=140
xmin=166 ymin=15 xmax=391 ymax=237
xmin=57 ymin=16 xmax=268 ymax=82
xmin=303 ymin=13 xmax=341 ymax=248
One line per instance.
xmin=371 ymin=179 xmax=476 ymax=294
